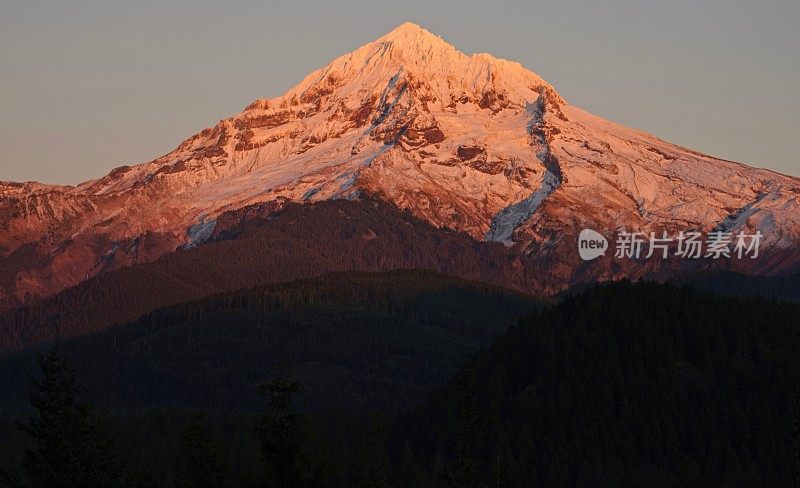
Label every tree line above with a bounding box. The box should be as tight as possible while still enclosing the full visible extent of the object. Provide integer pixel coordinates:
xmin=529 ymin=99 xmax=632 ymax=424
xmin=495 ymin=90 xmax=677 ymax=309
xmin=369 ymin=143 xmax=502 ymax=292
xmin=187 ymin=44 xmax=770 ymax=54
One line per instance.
xmin=2 ymin=279 xmax=799 ymax=486
xmin=0 ymin=349 xmax=330 ymax=488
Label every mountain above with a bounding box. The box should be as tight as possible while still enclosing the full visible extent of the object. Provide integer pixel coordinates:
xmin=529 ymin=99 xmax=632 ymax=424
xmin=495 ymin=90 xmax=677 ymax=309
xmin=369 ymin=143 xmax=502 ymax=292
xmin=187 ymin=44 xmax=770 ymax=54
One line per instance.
xmin=2 ymin=22 xmax=799 ymax=309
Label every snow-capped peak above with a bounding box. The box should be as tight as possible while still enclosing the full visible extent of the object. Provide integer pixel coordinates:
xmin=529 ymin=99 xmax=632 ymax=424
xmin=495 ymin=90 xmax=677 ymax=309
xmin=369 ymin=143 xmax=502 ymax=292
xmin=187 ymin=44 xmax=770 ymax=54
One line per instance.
xmin=247 ymin=22 xmax=555 ymax=117
xmin=1 ymin=22 xmax=799 ymax=305
xmin=376 ymin=22 xmax=454 ymax=53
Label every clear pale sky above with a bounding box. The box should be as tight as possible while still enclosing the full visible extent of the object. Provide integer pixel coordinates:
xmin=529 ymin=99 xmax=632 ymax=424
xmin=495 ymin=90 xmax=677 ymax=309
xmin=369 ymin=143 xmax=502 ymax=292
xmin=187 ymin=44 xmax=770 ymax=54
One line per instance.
xmin=1 ymin=0 xmax=798 ymax=184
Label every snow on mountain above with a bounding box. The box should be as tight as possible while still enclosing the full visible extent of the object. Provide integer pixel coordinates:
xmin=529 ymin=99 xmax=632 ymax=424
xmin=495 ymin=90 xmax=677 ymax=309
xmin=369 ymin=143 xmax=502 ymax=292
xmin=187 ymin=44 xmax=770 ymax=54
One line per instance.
xmin=1 ymin=22 xmax=799 ymax=305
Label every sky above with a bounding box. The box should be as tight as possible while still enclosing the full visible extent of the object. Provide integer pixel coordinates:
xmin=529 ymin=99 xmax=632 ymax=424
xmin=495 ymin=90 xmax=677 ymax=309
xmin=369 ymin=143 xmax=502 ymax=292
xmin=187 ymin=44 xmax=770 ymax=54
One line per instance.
xmin=1 ymin=0 xmax=798 ymax=184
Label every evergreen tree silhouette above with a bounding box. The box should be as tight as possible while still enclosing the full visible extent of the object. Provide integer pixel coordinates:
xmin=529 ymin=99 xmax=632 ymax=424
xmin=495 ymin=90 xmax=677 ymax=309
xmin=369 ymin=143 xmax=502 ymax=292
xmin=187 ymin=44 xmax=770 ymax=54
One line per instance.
xmin=255 ymin=375 xmax=323 ymax=488
xmin=18 ymin=349 xmax=123 ymax=488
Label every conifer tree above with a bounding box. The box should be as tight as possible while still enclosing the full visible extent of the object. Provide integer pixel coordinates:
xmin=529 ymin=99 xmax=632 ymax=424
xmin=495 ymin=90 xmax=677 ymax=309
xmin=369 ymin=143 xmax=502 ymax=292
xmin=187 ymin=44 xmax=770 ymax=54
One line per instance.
xmin=255 ymin=375 xmax=323 ymax=488
xmin=18 ymin=349 xmax=123 ymax=488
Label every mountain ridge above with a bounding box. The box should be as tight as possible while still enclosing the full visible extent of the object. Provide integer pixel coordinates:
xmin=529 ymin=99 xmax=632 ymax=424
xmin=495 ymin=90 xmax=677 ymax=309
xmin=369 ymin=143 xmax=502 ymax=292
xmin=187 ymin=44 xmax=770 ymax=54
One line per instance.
xmin=1 ymin=22 xmax=798 ymax=307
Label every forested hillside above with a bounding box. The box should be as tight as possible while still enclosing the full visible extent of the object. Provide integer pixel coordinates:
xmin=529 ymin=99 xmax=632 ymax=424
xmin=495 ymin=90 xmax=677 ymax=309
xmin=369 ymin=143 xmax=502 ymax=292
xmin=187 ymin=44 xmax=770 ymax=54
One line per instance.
xmin=0 ymin=270 xmax=539 ymax=413
xmin=399 ymin=281 xmax=800 ymax=486
xmin=3 ymin=279 xmax=798 ymax=486
xmin=673 ymin=271 xmax=800 ymax=303
xmin=0 ymin=270 xmax=541 ymax=486
xmin=0 ymin=198 xmax=535 ymax=352
xmin=4 ymin=196 xmax=798 ymax=355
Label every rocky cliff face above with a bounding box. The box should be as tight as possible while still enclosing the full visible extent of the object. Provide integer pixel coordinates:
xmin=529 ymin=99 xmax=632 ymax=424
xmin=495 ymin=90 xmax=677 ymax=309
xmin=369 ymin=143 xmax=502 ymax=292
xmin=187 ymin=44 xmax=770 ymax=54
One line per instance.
xmin=1 ymin=22 xmax=798 ymax=307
